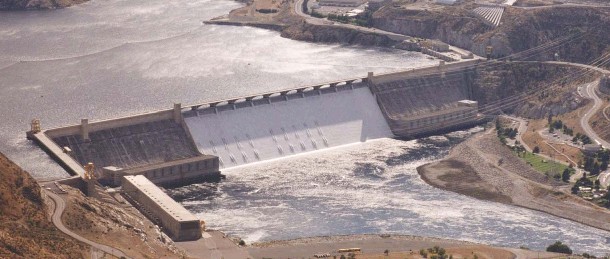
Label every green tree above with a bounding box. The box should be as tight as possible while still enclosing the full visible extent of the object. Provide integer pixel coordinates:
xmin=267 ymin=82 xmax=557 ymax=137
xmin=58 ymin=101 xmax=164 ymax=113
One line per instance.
xmin=562 ymin=168 xmax=571 ymax=182
xmin=438 ymin=247 xmax=447 ymax=258
xmin=533 ymin=146 xmax=540 ymax=153
xmin=595 ymin=179 xmax=601 ymax=190
xmin=546 ymin=241 xmax=572 ymax=254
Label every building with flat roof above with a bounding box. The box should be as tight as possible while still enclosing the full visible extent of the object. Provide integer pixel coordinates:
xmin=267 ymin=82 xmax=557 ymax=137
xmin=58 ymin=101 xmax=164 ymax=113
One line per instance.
xmin=319 ymin=0 xmax=366 ymax=7
xmin=102 ymin=155 xmax=220 ymax=186
xmin=122 ymin=175 xmax=202 ymax=241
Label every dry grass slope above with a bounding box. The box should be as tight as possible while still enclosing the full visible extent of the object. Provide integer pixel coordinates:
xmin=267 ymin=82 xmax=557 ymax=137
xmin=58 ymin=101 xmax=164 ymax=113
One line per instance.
xmin=0 ymin=152 xmax=86 ymax=259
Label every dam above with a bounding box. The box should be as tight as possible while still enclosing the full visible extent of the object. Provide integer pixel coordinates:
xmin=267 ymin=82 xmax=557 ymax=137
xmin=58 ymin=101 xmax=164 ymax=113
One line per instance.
xmin=28 ymin=59 xmax=483 ymax=240
xmin=184 ymin=82 xmax=392 ymax=168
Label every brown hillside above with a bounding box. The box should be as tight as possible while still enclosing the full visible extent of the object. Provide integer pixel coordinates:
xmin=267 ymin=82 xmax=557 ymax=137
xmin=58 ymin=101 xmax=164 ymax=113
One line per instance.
xmin=0 ymin=0 xmax=88 ymax=10
xmin=0 ymin=152 xmax=86 ymax=258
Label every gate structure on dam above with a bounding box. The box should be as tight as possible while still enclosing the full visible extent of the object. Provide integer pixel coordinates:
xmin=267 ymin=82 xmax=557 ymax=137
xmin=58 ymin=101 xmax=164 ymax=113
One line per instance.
xmin=27 ymin=58 xmax=482 ymax=241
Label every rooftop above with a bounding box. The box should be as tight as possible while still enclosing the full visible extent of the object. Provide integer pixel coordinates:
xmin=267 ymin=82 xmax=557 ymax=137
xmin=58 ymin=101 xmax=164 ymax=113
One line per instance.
xmin=124 ymin=155 xmax=217 ymax=175
xmin=124 ymin=175 xmax=199 ymax=222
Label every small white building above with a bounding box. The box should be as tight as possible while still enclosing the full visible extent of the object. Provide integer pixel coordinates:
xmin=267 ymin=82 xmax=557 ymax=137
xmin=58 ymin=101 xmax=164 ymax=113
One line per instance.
xmin=582 ymin=144 xmax=602 ymax=154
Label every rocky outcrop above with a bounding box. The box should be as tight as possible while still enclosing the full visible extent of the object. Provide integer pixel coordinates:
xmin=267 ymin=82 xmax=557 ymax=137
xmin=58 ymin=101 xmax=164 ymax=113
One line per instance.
xmin=281 ymin=23 xmax=399 ymax=46
xmin=0 ymin=0 xmax=87 ymax=10
xmin=472 ymin=62 xmax=594 ymax=119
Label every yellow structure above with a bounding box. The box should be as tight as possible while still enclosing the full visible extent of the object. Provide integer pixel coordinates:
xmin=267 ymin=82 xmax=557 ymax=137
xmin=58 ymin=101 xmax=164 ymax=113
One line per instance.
xmin=30 ymin=119 xmax=41 ymax=133
xmin=84 ymin=162 xmax=95 ymax=180
xmin=84 ymin=162 xmax=97 ymax=197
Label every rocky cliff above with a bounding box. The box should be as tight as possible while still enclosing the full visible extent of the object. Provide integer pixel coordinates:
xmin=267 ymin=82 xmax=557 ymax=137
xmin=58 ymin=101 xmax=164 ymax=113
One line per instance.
xmin=472 ymin=62 xmax=596 ymax=118
xmin=372 ymin=6 xmax=489 ymax=52
xmin=0 ymin=153 xmax=85 ymax=258
xmin=373 ymin=5 xmax=610 ymax=65
xmin=281 ymin=23 xmax=399 ymax=46
xmin=0 ymin=0 xmax=87 ymax=10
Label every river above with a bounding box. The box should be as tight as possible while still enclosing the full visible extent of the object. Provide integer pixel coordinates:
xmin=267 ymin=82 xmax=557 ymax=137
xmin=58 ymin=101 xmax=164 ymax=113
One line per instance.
xmin=1 ymin=0 xmax=609 ymax=255
xmin=167 ymin=135 xmax=610 ymax=255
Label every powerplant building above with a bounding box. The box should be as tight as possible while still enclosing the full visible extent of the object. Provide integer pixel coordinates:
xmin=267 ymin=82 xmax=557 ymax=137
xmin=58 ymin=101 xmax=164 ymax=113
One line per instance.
xmin=122 ymin=175 xmax=202 ymax=241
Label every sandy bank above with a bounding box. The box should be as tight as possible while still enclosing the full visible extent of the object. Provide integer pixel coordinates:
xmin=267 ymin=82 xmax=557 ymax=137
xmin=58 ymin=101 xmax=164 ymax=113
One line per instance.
xmin=418 ymin=129 xmax=610 ymax=232
xmin=248 ymin=234 xmax=562 ymax=259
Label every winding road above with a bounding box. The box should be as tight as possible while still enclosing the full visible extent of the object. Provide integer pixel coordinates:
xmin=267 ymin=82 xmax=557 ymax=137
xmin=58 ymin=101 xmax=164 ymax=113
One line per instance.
xmin=293 ymin=0 xmax=410 ymax=41
xmin=45 ymin=189 xmax=131 ymax=259
xmin=580 ymin=81 xmax=610 ymax=149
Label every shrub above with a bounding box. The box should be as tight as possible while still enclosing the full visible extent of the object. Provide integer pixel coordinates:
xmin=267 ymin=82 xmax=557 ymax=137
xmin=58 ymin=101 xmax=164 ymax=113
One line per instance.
xmin=420 ymin=249 xmax=428 ymax=258
xmin=546 ymin=241 xmax=572 ymax=254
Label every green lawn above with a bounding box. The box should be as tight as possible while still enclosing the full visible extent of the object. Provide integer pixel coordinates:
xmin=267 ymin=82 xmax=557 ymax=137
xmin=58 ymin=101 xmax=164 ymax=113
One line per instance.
xmin=517 ymin=151 xmax=572 ymax=175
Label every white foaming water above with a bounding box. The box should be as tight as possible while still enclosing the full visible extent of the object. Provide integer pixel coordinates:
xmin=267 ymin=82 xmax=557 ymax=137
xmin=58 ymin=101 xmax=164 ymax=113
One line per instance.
xmin=169 ymin=137 xmax=610 ymax=255
xmin=185 ymin=86 xmax=393 ymax=168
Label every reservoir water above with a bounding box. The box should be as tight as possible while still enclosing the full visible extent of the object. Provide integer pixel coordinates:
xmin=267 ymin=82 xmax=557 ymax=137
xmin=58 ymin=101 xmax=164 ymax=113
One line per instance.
xmin=0 ymin=0 xmax=434 ymax=180
xmin=1 ymin=0 xmax=609 ymax=255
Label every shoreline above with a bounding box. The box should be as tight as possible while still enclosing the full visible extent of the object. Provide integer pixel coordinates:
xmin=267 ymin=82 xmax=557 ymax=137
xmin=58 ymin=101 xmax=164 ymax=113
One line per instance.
xmin=417 ymin=129 xmax=610 ymax=233
xmin=245 ymin=233 xmax=564 ymax=259
xmin=249 ymin=233 xmax=479 ymax=248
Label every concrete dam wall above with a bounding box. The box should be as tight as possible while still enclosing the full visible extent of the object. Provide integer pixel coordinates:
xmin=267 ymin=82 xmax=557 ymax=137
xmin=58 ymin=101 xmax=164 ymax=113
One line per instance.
xmin=29 ymin=60 xmax=482 ymax=183
xmin=184 ymin=83 xmax=393 ymax=168
xmin=370 ymin=69 xmax=477 ymax=137
xmin=52 ymin=119 xmax=200 ymax=176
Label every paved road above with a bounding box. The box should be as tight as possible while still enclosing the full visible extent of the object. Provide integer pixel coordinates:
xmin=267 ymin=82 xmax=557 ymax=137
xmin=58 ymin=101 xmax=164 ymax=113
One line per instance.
xmin=581 ymin=81 xmax=610 ymax=149
xmin=176 ymin=231 xmax=252 ymax=259
xmin=293 ymin=0 xmax=410 ymax=41
xmin=504 ymin=115 xmax=532 ymax=151
xmin=519 ymin=60 xmax=610 ymax=149
xmin=45 ymin=190 xmax=131 ymax=259
xmin=511 ymin=2 xmax=610 ymax=9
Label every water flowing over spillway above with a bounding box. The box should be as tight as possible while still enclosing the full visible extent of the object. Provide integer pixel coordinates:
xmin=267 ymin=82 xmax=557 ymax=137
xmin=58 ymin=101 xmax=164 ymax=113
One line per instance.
xmin=185 ymin=85 xmax=393 ymax=168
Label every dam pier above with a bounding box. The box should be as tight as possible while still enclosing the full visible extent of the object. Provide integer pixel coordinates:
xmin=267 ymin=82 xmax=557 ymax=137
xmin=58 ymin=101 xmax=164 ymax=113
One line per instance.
xmin=27 ymin=58 xmax=484 ymax=242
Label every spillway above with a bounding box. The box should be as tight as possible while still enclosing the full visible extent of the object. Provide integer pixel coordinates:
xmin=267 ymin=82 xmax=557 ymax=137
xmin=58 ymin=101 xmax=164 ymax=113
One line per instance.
xmin=184 ymin=83 xmax=393 ymax=168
